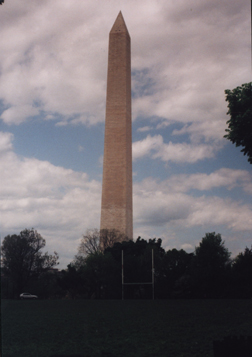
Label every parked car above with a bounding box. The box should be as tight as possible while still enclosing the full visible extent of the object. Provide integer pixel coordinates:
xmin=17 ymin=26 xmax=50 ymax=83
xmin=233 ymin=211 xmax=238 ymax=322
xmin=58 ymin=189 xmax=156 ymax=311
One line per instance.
xmin=20 ymin=292 xmax=38 ymax=300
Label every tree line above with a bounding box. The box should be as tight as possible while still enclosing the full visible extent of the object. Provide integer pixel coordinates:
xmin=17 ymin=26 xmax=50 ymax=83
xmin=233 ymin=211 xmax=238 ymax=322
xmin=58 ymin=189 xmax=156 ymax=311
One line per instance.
xmin=1 ymin=229 xmax=252 ymax=299
xmin=59 ymin=230 xmax=252 ymax=299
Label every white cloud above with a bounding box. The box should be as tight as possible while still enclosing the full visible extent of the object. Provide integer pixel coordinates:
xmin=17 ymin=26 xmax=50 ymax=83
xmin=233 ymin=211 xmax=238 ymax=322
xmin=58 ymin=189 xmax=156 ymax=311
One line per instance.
xmin=163 ymin=169 xmax=252 ymax=193
xmin=133 ymin=134 xmax=219 ymax=163
xmin=133 ymin=171 xmax=252 ymax=233
xmin=0 ymin=0 xmax=108 ymax=126
xmin=132 ymin=134 xmax=163 ymax=160
xmin=172 ymin=119 xmax=227 ymax=143
xmin=181 ymin=243 xmax=194 ymax=251
xmin=137 ymin=126 xmax=154 ymax=132
xmin=0 ymin=0 xmax=250 ymax=140
xmin=187 ymin=196 xmax=252 ymax=231
xmin=130 ymin=0 xmax=250 ymax=143
xmin=0 ymin=131 xmax=13 ymax=152
xmin=153 ymin=141 xmax=218 ymax=163
xmin=1 ymin=105 xmax=39 ymax=125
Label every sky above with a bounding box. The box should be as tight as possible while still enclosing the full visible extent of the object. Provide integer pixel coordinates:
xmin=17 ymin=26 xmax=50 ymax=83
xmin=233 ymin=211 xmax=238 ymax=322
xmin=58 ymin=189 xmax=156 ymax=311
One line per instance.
xmin=0 ymin=0 xmax=251 ymax=269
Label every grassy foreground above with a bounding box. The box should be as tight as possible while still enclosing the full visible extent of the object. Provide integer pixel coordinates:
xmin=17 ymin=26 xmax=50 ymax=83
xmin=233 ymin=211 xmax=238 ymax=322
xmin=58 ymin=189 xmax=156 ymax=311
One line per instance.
xmin=1 ymin=299 xmax=252 ymax=357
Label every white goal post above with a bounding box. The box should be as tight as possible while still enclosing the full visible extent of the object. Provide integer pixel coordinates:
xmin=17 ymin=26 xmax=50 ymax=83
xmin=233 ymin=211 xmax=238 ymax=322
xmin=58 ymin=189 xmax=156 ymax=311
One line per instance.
xmin=122 ymin=249 xmax=154 ymax=300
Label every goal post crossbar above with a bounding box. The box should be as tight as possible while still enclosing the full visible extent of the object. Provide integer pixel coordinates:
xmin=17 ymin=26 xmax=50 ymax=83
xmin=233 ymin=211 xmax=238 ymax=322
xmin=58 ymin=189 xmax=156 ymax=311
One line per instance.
xmin=123 ymin=282 xmax=152 ymax=285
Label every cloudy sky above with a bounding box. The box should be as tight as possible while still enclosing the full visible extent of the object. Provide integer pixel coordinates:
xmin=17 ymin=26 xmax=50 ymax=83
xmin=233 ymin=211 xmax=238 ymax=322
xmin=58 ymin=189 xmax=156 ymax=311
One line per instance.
xmin=1 ymin=0 xmax=251 ymax=269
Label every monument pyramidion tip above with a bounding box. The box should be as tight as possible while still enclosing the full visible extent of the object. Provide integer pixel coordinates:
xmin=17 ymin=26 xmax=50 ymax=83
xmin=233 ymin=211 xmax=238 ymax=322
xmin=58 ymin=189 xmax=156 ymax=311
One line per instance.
xmin=110 ymin=11 xmax=130 ymax=36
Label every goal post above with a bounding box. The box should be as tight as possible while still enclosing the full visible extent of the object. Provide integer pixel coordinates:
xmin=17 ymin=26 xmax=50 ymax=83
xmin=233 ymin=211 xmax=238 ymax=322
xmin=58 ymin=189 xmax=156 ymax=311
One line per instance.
xmin=122 ymin=249 xmax=154 ymax=300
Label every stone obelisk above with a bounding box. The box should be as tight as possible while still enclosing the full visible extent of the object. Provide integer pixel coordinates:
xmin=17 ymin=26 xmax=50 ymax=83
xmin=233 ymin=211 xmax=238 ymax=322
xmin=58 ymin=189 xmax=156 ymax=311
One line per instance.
xmin=100 ymin=11 xmax=133 ymax=242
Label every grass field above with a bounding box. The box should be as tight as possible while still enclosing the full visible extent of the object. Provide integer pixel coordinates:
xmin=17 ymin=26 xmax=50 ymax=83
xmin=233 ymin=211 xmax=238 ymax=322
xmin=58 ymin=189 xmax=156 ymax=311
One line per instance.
xmin=1 ymin=299 xmax=252 ymax=357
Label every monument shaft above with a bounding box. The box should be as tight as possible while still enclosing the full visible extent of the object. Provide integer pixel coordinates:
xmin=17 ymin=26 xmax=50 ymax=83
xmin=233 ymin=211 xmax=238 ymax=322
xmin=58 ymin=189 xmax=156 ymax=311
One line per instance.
xmin=100 ymin=12 xmax=133 ymax=240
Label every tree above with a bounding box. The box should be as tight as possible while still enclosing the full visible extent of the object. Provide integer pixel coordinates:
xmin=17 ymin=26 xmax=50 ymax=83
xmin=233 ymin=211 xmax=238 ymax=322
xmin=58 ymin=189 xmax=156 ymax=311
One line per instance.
xmin=81 ymin=252 xmax=120 ymax=299
xmin=100 ymin=228 xmax=128 ymax=251
xmin=57 ymin=264 xmax=86 ymax=299
xmin=1 ymin=228 xmax=59 ymax=297
xmin=190 ymin=232 xmax=231 ymax=298
xmin=232 ymin=246 xmax=252 ymax=298
xmin=159 ymin=249 xmax=194 ymax=298
xmin=224 ymin=82 xmax=252 ymax=164
xmin=78 ymin=229 xmax=101 ymax=256
xmin=74 ymin=228 xmax=126 ymax=267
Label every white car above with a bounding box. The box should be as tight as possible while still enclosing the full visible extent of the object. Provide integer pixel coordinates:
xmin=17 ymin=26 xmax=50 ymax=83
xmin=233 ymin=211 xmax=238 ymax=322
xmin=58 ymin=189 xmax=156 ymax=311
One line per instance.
xmin=20 ymin=292 xmax=38 ymax=300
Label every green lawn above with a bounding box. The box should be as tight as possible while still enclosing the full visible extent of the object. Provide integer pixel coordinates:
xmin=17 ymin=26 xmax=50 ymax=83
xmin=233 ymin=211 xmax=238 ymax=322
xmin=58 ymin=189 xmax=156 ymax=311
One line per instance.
xmin=1 ymin=299 xmax=252 ymax=357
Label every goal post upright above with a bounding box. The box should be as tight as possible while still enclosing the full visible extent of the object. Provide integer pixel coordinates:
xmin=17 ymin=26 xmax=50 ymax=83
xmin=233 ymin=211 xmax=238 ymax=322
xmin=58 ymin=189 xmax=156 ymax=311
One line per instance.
xmin=122 ymin=249 xmax=124 ymax=300
xmin=152 ymin=248 xmax=154 ymax=300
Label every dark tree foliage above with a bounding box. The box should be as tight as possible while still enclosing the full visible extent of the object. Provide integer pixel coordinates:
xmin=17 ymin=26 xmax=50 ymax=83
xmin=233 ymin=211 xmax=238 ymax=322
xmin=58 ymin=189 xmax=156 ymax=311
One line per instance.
xmin=158 ymin=249 xmax=194 ymax=298
xmin=59 ymin=253 xmax=120 ymax=299
xmin=232 ymin=246 xmax=252 ymax=298
xmin=58 ymin=232 xmax=251 ymax=300
xmin=34 ymin=269 xmax=64 ymax=299
xmin=224 ymin=82 xmax=252 ymax=164
xmin=1 ymin=229 xmax=59 ymax=297
xmin=58 ymin=264 xmax=86 ymax=299
xmin=190 ymin=232 xmax=231 ymax=298
xmin=82 ymin=252 xmax=120 ymax=299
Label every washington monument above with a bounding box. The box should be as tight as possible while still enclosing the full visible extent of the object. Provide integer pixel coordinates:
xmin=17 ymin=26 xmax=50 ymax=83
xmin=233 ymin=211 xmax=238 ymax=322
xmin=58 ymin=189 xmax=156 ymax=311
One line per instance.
xmin=100 ymin=12 xmax=133 ymax=242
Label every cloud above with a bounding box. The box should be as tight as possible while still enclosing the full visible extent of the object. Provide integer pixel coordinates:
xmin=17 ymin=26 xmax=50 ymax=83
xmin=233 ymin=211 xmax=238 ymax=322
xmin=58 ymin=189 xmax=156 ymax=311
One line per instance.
xmin=186 ymin=197 xmax=252 ymax=231
xmin=130 ymin=0 xmax=250 ymax=145
xmin=133 ymin=175 xmax=252 ymax=232
xmin=162 ymin=168 xmax=252 ymax=193
xmin=0 ymin=0 xmax=108 ymax=126
xmin=0 ymin=0 xmax=250 ymax=138
xmin=1 ymin=105 xmax=39 ymax=125
xmin=132 ymin=135 xmax=163 ymax=160
xmin=181 ymin=243 xmax=194 ymax=251
xmin=133 ymin=134 xmax=219 ymax=163
xmin=172 ymin=120 xmax=227 ymax=143
xmin=0 ymin=131 xmax=13 ymax=152
xmin=153 ymin=141 xmax=218 ymax=163
xmin=137 ymin=126 xmax=154 ymax=132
